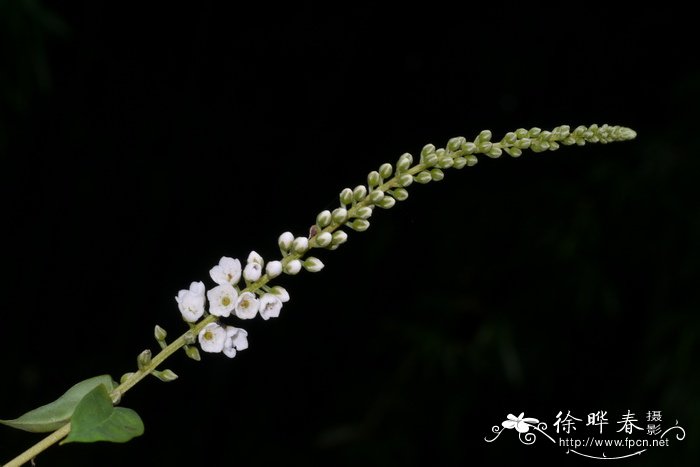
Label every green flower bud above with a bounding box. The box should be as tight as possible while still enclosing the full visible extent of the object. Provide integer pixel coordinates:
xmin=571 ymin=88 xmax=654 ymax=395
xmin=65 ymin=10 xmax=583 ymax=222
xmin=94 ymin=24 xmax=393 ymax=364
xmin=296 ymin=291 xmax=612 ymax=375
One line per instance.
xmin=368 ymin=171 xmax=382 ymax=188
xmin=420 ymin=144 xmax=436 ymax=157
xmin=348 ymin=219 xmax=370 ymax=232
xmin=504 ymin=147 xmax=522 ymax=157
xmin=502 ymin=132 xmax=517 ymax=144
xmin=355 ymin=206 xmax=373 ymax=219
xmin=461 ymin=141 xmax=477 ymax=154
xmin=376 ymin=196 xmax=396 ymax=209
xmin=332 ymin=230 xmax=348 ymax=245
xmin=391 ymin=188 xmax=409 ymax=201
xmin=487 ymin=147 xmax=503 ymax=158
xmin=477 ymin=129 xmax=492 ymax=142
xmin=438 ymin=157 xmax=454 ymax=168
xmin=447 ymin=136 xmax=466 ymax=151
xmin=137 ymin=349 xmax=152 ymax=370
xmin=278 ymin=231 xmax=294 ymax=252
xmin=453 ymin=157 xmax=467 ymax=169
xmin=315 ymin=231 xmax=333 ymax=247
xmin=332 ymin=207 xmax=348 ymax=224
xmin=184 ymin=345 xmax=201 ymax=361
xmin=414 ymin=171 xmax=432 ymax=184
xmin=515 ymin=138 xmax=531 ymax=149
xmin=466 ymin=155 xmax=478 ymax=166
xmin=339 ymin=188 xmax=353 ymax=205
xmin=153 ymin=369 xmax=178 ymax=382
xmin=184 ymin=330 xmax=196 ymax=345
xmin=120 ymin=373 xmax=134 ymax=384
xmin=397 ymin=153 xmax=413 ymax=172
xmin=430 ymin=168 xmax=444 ymax=181
xmin=421 ymin=152 xmax=438 ymax=166
xmin=316 ymin=210 xmax=332 ymax=227
xmin=528 ymin=127 xmax=542 ymax=137
xmin=478 ymin=141 xmax=493 ymax=153
xmin=378 ymin=163 xmax=393 ymax=179
xmin=154 ymin=325 xmax=167 ymax=348
xmin=515 ymin=128 xmax=528 ymax=138
xmin=368 ymin=190 xmax=385 ymax=203
xmin=303 ymin=257 xmax=325 ymax=273
xmin=353 ymin=185 xmax=367 ymax=202
xmin=399 ymin=173 xmax=413 ymax=187
xmin=292 ymin=236 xmax=309 ymax=253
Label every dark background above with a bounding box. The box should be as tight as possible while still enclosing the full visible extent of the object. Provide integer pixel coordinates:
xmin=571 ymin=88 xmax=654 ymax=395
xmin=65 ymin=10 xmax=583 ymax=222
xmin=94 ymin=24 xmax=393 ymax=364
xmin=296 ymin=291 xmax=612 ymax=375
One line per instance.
xmin=1 ymin=1 xmax=698 ymax=466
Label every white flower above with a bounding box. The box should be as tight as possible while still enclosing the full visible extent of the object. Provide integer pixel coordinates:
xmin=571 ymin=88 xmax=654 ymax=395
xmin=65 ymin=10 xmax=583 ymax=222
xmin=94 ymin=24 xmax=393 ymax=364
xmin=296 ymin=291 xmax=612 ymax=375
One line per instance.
xmin=207 ymin=284 xmax=238 ymax=317
xmin=284 ymin=259 xmax=302 ymax=275
xmin=198 ymin=323 xmax=226 ymax=353
xmin=292 ymin=237 xmax=309 ymax=253
xmin=502 ymin=413 xmax=539 ymax=433
xmin=266 ymin=260 xmax=282 ymax=278
xmin=259 ymin=293 xmax=283 ymax=320
xmin=235 ymin=291 xmax=260 ymax=319
xmin=175 ymin=281 xmax=206 ymax=323
xmin=223 ymin=326 xmax=248 ymax=358
xmin=269 ymin=285 xmax=290 ymax=303
xmin=243 ymin=262 xmax=262 ymax=282
xmin=209 ymin=256 xmax=242 ymax=286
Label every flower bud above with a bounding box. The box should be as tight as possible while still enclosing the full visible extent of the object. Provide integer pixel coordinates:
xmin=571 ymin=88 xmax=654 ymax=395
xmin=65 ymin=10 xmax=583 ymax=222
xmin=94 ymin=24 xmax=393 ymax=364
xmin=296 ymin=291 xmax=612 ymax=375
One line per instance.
xmin=390 ymin=188 xmax=409 ymax=201
xmin=332 ymin=207 xmax=348 ymax=224
xmin=515 ymin=128 xmax=528 ymax=138
xmin=353 ymin=185 xmax=367 ymax=202
xmin=376 ymin=196 xmax=396 ymax=209
xmin=269 ymin=285 xmax=290 ymax=302
xmin=502 ymin=132 xmax=517 ymax=144
xmin=461 ymin=141 xmax=477 ymax=154
xmin=137 ymin=349 xmax=152 ymax=370
xmin=421 ymin=152 xmax=438 ymax=166
xmin=430 ymin=169 xmax=444 ymax=181
xmin=438 ymin=157 xmax=454 ymax=169
xmin=339 ymin=188 xmax=353 ymax=205
xmin=414 ymin=171 xmax=432 ymax=184
xmin=120 ymin=372 xmax=134 ymax=384
xmin=316 ymin=210 xmax=332 ymax=227
xmin=477 ymin=129 xmax=492 ymax=142
xmin=504 ymin=147 xmax=522 ymax=157
xmin=420 ymin=144 xmax=436 ymax=157
xmin=367 ymin=171 xmax=382 ymax=188
xmin=265 ymin=260 xmax=283 ymax=278
xmin=466 ymin=155 xmax=478 ymax=166
xmin=368 ymin=190 xmax=384 ymax=203
xmin=184 ymin=345 xmax=201 ymax=361
xmin=528 ymin=127 xmax=542 ymax=137
xmin=284 ymin=259 xmax=302 ymax=275
xmin=154 ymin=325 xmax=167 ymax=343
xmin=447 ymin=136 xmax=465 ymax=151
xmin=487 ymin=147 xmax=502 ymax=158
xmin=153 ymin=369 xmax=178 ymax=382
xmin=398 ymin=173 xmax=413 ymax=187
xmin=247 ymin=250 xmax=264 ymax=266
xmin=397 ymin=153 xmax=413 ymax=172
xmin=278 ymin=231 xmax=294 ymax=251
xmin=292 ymin=237 xmax=309 ymax=254
xmin=355 ymin=206 xmax=373 ymax=219
xmin=378 ymin=163 xmax=393 ymax=179
xmin=332 ymin=230 xmax=348 ymax=245
xmin=315 ymin=231 xmax=333 ymax=247
xmin=303 ymin=257 xmax=325 ymax=273
xmin=453 ymin=157 xmax=467 ymax=169
xmin=348 ymin=219 xmax=370 ymax=232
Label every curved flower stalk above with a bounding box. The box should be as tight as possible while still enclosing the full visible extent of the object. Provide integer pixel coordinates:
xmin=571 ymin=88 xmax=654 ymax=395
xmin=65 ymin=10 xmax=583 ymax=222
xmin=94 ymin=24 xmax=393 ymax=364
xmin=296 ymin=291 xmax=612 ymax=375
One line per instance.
xmin=1 ymin=124 xmax=635 ymax=466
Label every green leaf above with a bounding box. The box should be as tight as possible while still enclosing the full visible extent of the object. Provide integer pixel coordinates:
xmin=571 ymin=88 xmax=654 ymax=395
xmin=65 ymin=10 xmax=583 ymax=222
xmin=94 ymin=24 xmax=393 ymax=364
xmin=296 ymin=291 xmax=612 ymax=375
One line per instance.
xmin=62 ymin=385 xmax=143 ymax=444
xmin=0 ymin=375 xmax=115 ymax=433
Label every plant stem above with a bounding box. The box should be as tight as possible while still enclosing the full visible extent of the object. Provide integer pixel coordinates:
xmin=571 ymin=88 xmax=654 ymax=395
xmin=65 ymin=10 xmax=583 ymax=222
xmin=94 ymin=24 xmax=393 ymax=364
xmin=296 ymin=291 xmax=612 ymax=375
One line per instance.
xmin=3 ymin=423 xmax=71 ymax=467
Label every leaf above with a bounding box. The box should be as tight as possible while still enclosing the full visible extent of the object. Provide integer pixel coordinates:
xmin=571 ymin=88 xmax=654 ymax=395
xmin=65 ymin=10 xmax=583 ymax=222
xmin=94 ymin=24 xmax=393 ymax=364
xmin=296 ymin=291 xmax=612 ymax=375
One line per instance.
xmin=0 ymin=375 xmax=115 ymax=433
xmin=62 ymin=385 xmax=144 ymax=444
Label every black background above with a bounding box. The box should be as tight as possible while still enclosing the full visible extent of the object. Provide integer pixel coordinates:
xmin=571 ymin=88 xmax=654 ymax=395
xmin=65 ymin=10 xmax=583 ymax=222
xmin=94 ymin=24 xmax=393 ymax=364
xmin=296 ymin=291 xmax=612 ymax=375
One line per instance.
xmin=1 ymin=1 xmax=698 ymax=466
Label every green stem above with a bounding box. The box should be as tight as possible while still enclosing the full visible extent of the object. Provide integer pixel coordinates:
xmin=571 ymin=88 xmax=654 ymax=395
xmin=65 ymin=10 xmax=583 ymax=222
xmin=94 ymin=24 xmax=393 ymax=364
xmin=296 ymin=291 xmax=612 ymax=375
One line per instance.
xmin=3 ymin=423 xmax=71 ymax=467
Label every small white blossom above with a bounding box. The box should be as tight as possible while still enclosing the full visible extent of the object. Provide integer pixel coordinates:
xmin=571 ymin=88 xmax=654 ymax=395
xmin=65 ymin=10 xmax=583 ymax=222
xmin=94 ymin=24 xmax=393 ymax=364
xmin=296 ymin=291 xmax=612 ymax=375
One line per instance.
xmin=266 ymin=260 xmax=282 ymax=278
xmin=284 ymin=259 xmax=302 ymax=275
xmin=292 ymin=237 xmax=309 ymax=253
xmin=210 ymin=256 xmax=242 ymax=286
xmin=259 ymin=293 xmax=283 ymax=320
xmin=278 ymin=231 xmax=294 ymax=251
xmin=198 ymin=323 xmax=226 ymax=353
xmin=223 ymin=326 xmax=248 ymax=358
xmin=303 ymin=257 xmax=324 ymax=273
xmin=247 ymin=250 xmax=264 ymax=266
xmin=243 ymin=262 xmax=262 ymax=282
xmin=175 ymin=281 xmax=206 ymax=323
xmin=207 ymin=284 xmax=238 ymax=317
xmin=270 ymin=285 xmax=290 ymax=303
xmin=235 ymin=291 xmax=260 ymax=319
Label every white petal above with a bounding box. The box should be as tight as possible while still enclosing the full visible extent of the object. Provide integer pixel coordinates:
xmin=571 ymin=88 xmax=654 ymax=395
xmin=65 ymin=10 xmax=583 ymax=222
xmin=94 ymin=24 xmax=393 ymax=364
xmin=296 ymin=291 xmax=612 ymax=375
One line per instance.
xmin=247 ymin=251 xmax=264 ymax=266
xmin=232 ymin=328 xmax=248 ymax=350
xmin=270 ymin=286 xmax=290 ymax=303
xmin=235 ymin=292 xmax=259 ymax=319
xmin=502 ymin=421 xmax=517 ymax=429
xmin=198 ymin=323 xmax=226 ymax=353
xmin=259 ymin=293 xmax=282 ymax=320
xmin=243 ymin=262 xmax=262 ymax=282
xmin=207 ymin=284 xmax=238 ymax=318
xmin=265 ymin=261 xmax=282 ymax=278
xmin=515 ymin=421 xmax=531 ymax=433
